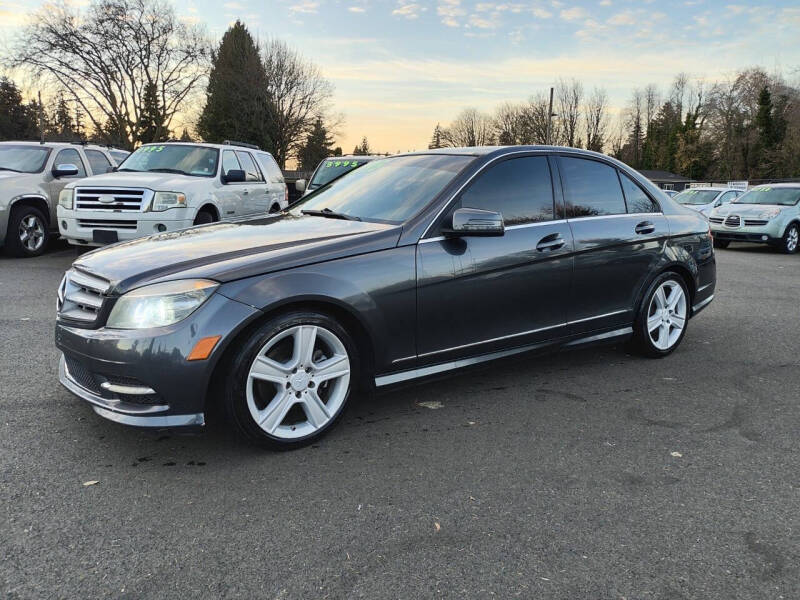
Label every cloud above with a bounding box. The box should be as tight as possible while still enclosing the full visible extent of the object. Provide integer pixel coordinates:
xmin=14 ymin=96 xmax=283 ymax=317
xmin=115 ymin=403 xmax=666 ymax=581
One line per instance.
xmin=599 ymin=0 xmax=612 ymax=5
xmin=437 ymin=0 xmax=465 ymax=26
xmin=469 ymin=14 xmax=497 ymax=28
xmin=223 ymin=1 xmax=243 ymax=9
xmin=393 ymin=1 xmax=425 ymax=19
xmin=348 ymin=5 xmax=366 ymax=12
xmin=560 ymin=7 xmax=586 ymax=20
xmin=607 ymin=11 xmax=635 ymax=25
xmin=289 ymin=1 xmax=319 ymax=14
xmin=532 ymin=7 xmax=552 ymax=18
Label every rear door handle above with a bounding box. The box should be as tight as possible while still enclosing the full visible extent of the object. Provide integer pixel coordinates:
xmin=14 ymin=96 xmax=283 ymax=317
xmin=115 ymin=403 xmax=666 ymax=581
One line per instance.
xmin=536 ymin=233 xmax=565 ymax=251
xmin=242 ymin=188 xmax=250 ymax=195
xmin=635 ymin=221 xmax=655 ymax=235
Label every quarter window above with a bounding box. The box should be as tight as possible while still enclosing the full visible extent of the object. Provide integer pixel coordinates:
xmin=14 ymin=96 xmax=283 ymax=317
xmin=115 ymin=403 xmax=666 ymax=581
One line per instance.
xmin=222 ymin=150 xmax=241 ymax=177
xmin=718 ymin=191 xmax=736 ymax=204
xmin=53 ymin=149 xmax=86 ymax=178
xmin=458 ymin=156 xmax=554 ymax=225
xmin=619 ymin=172 xmax=659 ymax=213
xmin=84 ymin=149 xmax=113 ymax=175
xmin=235 ymin=151 xmax=263 ymax=182
xmin=560 ymin=156 xmax=625 ymax=217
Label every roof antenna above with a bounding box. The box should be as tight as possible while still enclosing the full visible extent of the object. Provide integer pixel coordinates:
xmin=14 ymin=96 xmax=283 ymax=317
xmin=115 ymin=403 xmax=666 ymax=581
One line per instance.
xmin=38 ymin=90 xmax=45 ymax=145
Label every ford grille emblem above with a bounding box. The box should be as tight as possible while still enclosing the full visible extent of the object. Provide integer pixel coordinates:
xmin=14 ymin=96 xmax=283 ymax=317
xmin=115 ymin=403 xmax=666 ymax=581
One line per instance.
xmin=98 ymin=194 xmax=115 ymax=204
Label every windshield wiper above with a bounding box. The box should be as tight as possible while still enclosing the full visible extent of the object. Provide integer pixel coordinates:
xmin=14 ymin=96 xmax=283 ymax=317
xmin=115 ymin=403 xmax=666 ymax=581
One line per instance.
xmin=117 ymin=168 xmax=142 ymax=172
xmin=0 ymin=167 xmax=22 ymax=172
xmin=301 ymin=208 xmax=361 ymax=221
xmin=147 ymin=168 xmax=191 ymax=176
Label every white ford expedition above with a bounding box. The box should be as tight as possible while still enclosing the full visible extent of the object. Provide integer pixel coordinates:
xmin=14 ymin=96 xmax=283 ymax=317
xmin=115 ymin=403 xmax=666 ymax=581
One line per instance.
xmin=57 ymin=141 xmax=288 ymax=247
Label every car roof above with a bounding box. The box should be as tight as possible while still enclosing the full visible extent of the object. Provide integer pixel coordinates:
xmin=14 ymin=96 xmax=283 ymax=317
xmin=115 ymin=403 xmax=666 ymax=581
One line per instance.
xmin=139 ymin=141 xmax=273 ymax=154
xmin=0 ymin=141 xmax=119 ymax=151
xmin=324 ymin=154 xmax=383 ymax=161
xmin=751 ymin=183 xmax=800 ymax=189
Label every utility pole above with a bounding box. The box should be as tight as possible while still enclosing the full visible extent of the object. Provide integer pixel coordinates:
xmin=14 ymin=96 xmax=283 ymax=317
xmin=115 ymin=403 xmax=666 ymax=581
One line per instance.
xmin=38 ymin=90 xmax=45 ymax=144
xmin=545 ymin=86 xmax=554 ymax=145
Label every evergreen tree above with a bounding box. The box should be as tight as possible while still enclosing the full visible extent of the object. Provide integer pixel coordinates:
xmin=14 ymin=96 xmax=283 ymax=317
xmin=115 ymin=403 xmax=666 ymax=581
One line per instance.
xmin=52 ymin=94 xmax=76 ymax=140
xmin=197 ymin=21 xmax=270 ymax=150
xmin=298 ymin=118 xmax=335 ymax=170
xmin=0 ymin=77 xmax=39 ymax=141
xmin=352 ymin=136 xmax=371 ymax=155
xmin=137 ymin=82 xmax=168 ymax=143
xmin=179 ymin=128 xmax=193 ymax=142
xmin=428 ymin=124 xmax=443 ymax=149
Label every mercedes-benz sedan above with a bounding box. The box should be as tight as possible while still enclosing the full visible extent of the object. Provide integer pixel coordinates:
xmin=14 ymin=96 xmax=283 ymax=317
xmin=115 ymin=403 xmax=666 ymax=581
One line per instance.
xmin=56 ymin=146 xmax=716 ymax=449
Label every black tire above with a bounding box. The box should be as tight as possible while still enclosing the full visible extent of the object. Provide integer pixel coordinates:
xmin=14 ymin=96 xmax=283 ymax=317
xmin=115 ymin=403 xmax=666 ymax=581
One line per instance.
xmin=713 ymin=239 xmax=730 ymax=249
xmin=5 ymin=205 xmax=49 ymax=258
xmin=193 ymin=210 xmax=215 ymax=226
xmin=779 ymin=223 xmax=799 ymax=254
xmin=631 ymin=272 xmax=690 ymax=358
xmin=269 ymin=203 xmax=281 ymax=214
xmin=223 ymin=311 xmax=360 ymax=450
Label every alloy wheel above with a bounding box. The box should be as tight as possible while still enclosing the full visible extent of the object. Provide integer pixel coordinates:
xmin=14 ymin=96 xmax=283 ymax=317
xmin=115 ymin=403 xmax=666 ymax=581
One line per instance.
xmin=246 ymin=325 xmax=351 ymax=439
xmin=646 ymin=280 xmax=687 ymax=351
xmin=787 ymin=226 xmax=799 ymax=253
xmin=18 ymin=214 xmax=45 ymax=252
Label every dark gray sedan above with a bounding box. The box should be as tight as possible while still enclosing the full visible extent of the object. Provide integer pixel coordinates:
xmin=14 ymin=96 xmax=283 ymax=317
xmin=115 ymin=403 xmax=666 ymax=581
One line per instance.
xmin=55 ymin=146 xmax=716 ymax=449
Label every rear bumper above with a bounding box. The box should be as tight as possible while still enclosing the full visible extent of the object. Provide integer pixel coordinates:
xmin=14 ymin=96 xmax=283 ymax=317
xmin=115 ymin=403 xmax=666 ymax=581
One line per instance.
xmin=57 ymin=207 xmax=195 ymax=245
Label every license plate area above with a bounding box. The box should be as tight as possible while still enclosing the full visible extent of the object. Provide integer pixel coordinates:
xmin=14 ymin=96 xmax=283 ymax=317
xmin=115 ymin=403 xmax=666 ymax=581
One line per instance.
xmin=92 ymin=230 xmax=118 ymax=244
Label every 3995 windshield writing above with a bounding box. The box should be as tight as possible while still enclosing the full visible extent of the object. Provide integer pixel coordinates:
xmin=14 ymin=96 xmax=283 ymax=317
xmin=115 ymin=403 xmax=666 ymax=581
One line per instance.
xmin=295 ymin=155 xmax=474 ymax=223
xmin=733 ymin=187 xmax=800 ymax=206
xmin=118 ymin=145 xmax=219 ymax=177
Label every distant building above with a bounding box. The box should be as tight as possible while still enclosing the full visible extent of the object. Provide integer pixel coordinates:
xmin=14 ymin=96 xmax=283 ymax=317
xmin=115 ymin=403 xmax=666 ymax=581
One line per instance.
xmin=638 ymin=169 xmax=694 ymax=192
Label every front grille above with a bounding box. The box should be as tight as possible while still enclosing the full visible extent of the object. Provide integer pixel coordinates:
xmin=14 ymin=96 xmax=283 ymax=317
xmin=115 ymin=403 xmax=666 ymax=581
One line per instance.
xmin=744 ymin=219 xmax=769 ymax=227
xmin=57 ymin=268 xmax=111 ymax=323
xmin=64 ymin=356 xmax=102 ymax=395
xmin=724 ymin=215 xmax=741 ymax=228
xmin=709 ymin=217 xmax=724 ymax=224
xmin=75 ymin=187 xmax=147 ymax=212
xmin=77 ymin=219 xmax=137 ymax=230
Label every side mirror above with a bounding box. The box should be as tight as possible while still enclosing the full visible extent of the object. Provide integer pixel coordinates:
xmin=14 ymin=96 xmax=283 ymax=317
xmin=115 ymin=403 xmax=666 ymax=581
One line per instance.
xmin=52 ymin=163 xmax=79 ymax=178
xmin=295 ymin=179 xmax=307 ymax=193
xmin=714 ymin=200 xmax=722 ymax=207
xmin=223 ymin=169 xmax=246 ymax=184
xmin=444 ymin=207 xmax=504 ymax=237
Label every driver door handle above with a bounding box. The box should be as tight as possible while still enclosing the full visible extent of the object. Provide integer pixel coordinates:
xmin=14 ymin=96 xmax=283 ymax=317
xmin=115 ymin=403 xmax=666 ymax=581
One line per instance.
xmin=242 ymin=188 xmax=250 ymax=195
xmin=536 ymin=233 xmax=565 ymax=251
xmin=635 ymin=221 xmax=655 ymax=235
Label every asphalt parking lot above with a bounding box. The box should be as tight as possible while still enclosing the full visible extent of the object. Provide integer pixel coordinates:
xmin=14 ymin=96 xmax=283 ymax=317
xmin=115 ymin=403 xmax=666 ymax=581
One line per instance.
xmin=1 ymin=240 xmax=799 ymax=599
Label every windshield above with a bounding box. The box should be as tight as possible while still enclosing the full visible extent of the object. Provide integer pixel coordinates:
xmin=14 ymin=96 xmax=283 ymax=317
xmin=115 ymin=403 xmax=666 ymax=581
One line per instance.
xmin=309 ymin=159 xmax=371 ymax=189
xmin=0 ymin=145 xmax=51 ymax=173
xmin=294 ymin=154 xmax=474 ymax=224
xmin=119 ymin=144 xmax=218 ymax=177
xmin=674 ymin=189 xmax=721 ymax=205
xmin=733 ymin=187 xmax=800 ymax=206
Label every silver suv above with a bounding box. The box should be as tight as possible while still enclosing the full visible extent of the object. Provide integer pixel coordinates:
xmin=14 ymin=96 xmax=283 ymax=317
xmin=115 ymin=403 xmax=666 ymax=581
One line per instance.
xmin=0 ymin=141 xmax=126 ymax=257
xmin=57 ymin=141 xmax=288 ymax=247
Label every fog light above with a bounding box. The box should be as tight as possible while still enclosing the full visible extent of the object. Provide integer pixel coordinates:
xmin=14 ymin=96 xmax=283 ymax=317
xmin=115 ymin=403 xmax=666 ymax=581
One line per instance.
xmin=61 ymin=220 xmax=67 ymax=230
xmin=761 ymin=235 xmax=768 ymax=241
xmin=156 ymin=224 xmax=167 ymax=232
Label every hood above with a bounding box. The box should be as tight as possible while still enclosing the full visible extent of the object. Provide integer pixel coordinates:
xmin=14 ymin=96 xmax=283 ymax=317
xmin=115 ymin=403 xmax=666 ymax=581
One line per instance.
xmin=0 ymin=171 xmax=42 ymax=194
xmin=73 ymin=213 xmax=402 ymax=294
xmin=65 ymin=171 xmax=207 ymax=191
xmin=712 ymin=203 xmax=787 ymax=217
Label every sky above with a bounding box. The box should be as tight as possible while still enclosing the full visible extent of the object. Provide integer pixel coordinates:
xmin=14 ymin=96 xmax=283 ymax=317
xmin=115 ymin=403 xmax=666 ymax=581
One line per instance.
xmin=2 ymin=0 xmax=799 ymax=154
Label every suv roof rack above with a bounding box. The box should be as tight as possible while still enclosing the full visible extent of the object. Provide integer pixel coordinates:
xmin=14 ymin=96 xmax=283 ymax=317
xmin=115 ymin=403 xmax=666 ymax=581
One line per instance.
xmin=223 ymin=140 xmax=260 ymax=151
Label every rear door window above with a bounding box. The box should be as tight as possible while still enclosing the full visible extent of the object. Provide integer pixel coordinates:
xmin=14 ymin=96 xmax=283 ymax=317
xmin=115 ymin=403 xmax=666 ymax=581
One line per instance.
xmin=560 ymin=156 xmax=625 ymax=217
xmin=619 ymin=171 xmax=660 ymax=213
xmin=84 ymin=149 xmax=113 ymax=175
xmin=458 ymin=156 xmax=554 ymax=225
xmin=235 ymin=151 xmax=263 ymax=182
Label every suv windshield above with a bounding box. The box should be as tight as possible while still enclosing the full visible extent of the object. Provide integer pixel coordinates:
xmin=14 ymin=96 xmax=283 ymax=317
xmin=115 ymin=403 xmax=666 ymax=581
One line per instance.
xmin=119 ymin=144 xmax=218 ymax=177
xmin=295 ymin=154 xmax=473 ymax=224
xmin=674 ymin=189 xmax=721 ymax=205
xmin=733 ymin=187 xmax=800 ymax=206
xmin=309 ymin=159 xmax=371 ymax=189
xmin=0 ymin=145 xmax=51 ymax=173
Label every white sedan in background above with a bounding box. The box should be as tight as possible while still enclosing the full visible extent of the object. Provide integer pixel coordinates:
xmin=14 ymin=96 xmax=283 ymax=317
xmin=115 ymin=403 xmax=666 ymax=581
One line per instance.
xmin=673 ymin=187 xmax=744 ymax=217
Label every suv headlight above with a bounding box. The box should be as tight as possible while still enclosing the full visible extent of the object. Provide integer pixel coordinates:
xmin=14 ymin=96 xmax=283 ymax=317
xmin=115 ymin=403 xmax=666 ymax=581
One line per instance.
xmin=59 ymin=189 xmax=73 ymax=210
xmin=151 ymin=191 xmax=187 ymax=212
xmin=758 ymin=208 xmax=781 ymax=220
xmin=107 ymin=279 xmax=218 ymax=329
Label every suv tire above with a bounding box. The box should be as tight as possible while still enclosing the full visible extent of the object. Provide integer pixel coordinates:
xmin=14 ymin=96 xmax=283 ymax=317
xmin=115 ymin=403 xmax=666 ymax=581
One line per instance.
xmin=224 ymin=311 xmax=359 ymax=450
xmin=5 ymin=205 xmax=48 ymax=258
xmin=780 ymin=223 xmax=799 ymax=254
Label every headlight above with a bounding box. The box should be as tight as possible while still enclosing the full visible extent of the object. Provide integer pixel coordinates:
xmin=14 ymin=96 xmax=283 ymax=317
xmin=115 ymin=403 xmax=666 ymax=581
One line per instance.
xmin=758 ymin=208 xmax=781 ymax=220
xmin=107 ymin=279 xmax=218 ymax=329
xmin=59 ymin=189 xmax=73 ymax=210
xmin=151 ymin=191 xmax=187 ymax=212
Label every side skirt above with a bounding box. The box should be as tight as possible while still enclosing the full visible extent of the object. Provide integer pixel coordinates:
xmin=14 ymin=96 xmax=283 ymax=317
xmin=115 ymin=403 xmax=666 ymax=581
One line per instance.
xmin=374 ymin=326 xmax=633 ymax=388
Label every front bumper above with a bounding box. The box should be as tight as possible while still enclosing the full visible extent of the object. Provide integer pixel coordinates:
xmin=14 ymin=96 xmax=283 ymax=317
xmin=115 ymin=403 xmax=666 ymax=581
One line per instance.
xmin=710 ymin=221 xmax=783 ymax=244
xmin=56 ymin=291 xmax=261 ymax=427
xmin=57 ymin=206 xmax=195 ymax=246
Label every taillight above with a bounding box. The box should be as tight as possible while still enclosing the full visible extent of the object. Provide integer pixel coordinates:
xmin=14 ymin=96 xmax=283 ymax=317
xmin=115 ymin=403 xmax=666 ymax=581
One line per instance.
xmin=284 ymin=185 xmax=289 ymax=206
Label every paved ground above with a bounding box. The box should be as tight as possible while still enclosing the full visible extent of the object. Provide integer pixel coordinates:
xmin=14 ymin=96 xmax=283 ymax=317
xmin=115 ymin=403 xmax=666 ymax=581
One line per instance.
xmin=1 ymin=240 xmax=799 ymax=599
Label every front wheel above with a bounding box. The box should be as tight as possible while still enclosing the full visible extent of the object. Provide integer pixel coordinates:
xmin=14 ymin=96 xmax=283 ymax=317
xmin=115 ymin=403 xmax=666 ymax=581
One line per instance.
xmin=224 ymin=311 xmax=358 ymax=449
xmin=631 ymin=273 xmax=690 ymax=358
xmin=5 ymin=205 xmax=49 ymax=257
xmin=780 ymin=223 xmax=799 ymax=254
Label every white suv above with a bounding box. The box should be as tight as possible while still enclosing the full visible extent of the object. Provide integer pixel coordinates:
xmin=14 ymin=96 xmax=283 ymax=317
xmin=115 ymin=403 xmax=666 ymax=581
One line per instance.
xmin=0 ymin=141 xmax=125 ymax=257
xmin=57 ymin=141 xmax=288 ymax=247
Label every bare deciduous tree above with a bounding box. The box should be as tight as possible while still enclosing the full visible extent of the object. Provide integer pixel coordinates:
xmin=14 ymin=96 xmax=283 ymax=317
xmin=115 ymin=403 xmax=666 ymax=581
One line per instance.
xmin=584 ymin=87 xmax=608 ymax=152
xmin=520 ymin=93 xmax=554 ymax=145
xmin=10 ymin=0 xmax=210 ymax=148
xmin=493 ymin=102 xmax=526 ymax=145
xmin=262 ymin=39 xmax=334 ymax=168
xmin=441 ymin=108 xmax=494 ymax=147
xmin=556 ymin=78 xmax=583 ymax=147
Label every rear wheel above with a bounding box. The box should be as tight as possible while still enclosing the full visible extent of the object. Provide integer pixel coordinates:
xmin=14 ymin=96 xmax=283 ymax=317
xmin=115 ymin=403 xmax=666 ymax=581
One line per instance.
xmin=780 ymin=223 xmax=799 ymax=254
xmin=713 ymin=239 xmax=730 ymax=249
xmin=224 ymin=311 xmax=358 ymax=449
xmin=193 ymin=210 xmax=214 ymax=226
xmin=632 ymin=272 xmax=689 ymax=358
xmin=5 ymin=205 xmax=48 ymax=258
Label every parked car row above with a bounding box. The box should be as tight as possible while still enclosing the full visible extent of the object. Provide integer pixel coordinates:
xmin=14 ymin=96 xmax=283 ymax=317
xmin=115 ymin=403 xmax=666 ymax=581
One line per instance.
xmin=54 ymin=146 xmax=716 ymax=449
